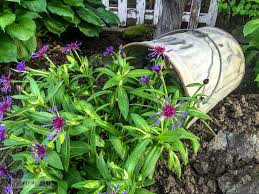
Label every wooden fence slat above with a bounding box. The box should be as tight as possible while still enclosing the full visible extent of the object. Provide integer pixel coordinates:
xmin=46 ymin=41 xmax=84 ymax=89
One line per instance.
xmin=153 ymin=0 xmax=162 ymax=25
xmin=102 ymin=0 xmax=109 ymax=8
xmin=136 ymin=0 xmax=146 ymax=24
xmin=118 ymin=0 xmax=128 ymax=26
xmin=188 ymin=0 xmax=202 ymax=29
xmin=207 ymin=0 xmax=218 ymax=26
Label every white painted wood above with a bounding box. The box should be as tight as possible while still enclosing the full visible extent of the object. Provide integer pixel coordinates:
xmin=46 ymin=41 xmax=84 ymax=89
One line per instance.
xmin=102 ymin=0 xmax=109 ymax=8
xmin=153 ymin=0 xmax=162 ymax=25
xmin=207 ymin=0 xmax=218 ymax=26
xmin=136 ymin=0 xmax=146 ymax=24
xmin=118 ymin=0 xmax=128 ymax=26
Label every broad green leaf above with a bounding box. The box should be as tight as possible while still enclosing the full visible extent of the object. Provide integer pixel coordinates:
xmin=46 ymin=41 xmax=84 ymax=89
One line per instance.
xmin=79 ymin=23 xmax=101 ymax=37
xmin=44 ymin=17 xmax=68 ymax=35
xmin=65 ymin=168 xmax=82 ymax=187
xmin=0 ymin=32 xmax=17 ymax=63
xmin=117 ymin=86 xmax=129 ymax=119
xmin=61 ymin=134 xmax=70 ymax=171
xmin=63 ymin=15 xmax=81 ymax=26
xmin=157 ymin=131 xmax=182 ymax=142
xmin=77 ymin=7 xmax=105 ymax=26
xmin=15 ymin=35 xmax=37 ymax=59
xmin=70 ymin=141 xmax=91 ymax=157
xmin=131 ymin=113 xmax=150 ymax=132
xmin=6 ymin=17 xmax=36 ymax=41
xmin=72 ymin=180 xmax=102 ymax=189
xmin=45 ymin=150 xmax=64 ymax=170
xmin=0 ymin=10 xmax=16 ymax=31
xmin=21 ymin=0 xmax=47 ymax=12
xmin=48 ymin=2 xmax=74 ymax=20
xmin=64 ymin=0 xmax=84 ymax=7
xmin=57 ymin=181 xmax=68 ymax=194
xmin=15 ymin=9 xmax=41 ymax=19
xmin=244 ymin=19 xmax=259 ymax=36
xmin=96 ymin=7 xmax=120 ymax=24
xmin=124 ymin=138 xmax=151 ymax=177
xmin=110 ymin=136 xmax=128 ymax=160
xmin=96 ymin=152 xmax=111 ymax=179
xmin=6 ymin=0 xmax=21 ymax=2
xmin=127 ymin=69 xmax=153 ymax=78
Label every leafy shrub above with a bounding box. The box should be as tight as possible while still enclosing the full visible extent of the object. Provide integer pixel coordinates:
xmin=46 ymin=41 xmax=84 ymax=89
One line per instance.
xmin=0 ymin=44 xmax=211 ymax=194
xmin=0 ymin=0 xmax=119 ymax=63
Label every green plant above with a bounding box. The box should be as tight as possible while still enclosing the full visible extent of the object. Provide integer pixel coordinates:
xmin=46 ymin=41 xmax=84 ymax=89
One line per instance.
xmin=0 ymin=0 xmax=119 ymax=63
xmin=0 ymin=44 xmax=211 ymax=194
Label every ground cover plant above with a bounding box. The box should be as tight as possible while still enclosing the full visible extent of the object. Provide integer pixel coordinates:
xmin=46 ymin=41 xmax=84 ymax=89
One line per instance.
xmin=0 ymin=0 xmax=119 ymax=63
xmin=0 ymin=43 xmax=211 ymax=194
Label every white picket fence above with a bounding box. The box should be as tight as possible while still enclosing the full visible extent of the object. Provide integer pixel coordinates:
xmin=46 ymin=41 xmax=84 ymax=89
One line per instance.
xmin=101 ymin=0 xmax=218 ymax=27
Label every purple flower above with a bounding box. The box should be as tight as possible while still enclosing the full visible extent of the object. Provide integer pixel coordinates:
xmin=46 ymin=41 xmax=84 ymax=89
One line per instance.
xmin=103 ymin=46 xmax=114 ymax=56
xmin=148 ymin=45 xmax=173 ymax=59
xmin=0 ymin=165 xmax=11 ymax=179
xmin=122 ymin=191 xmax=127 ymax=194
xmin=151 ymin=97 xmax=187 ymax=130
xmin=0 ymin=73 xmax=11 ymax=93
xmin=63 ymin=41 xmax=81 ymax=54
xmin=31 ymin=143 xmax=47 ymax=162
xmin=149 ymin=65 xmax=161 ymax=74
xmin=16 ymin=61 xmax=26 ymax=72
xmin=0 ymin=125 xmax=6 ymax=142
xmin=139 ymin=75 xmax=150 ymax=84
xmin=0 ymin=96 xmax=12 ymax=120
xmin=32 ymin=45 xmax=49 ymax=58
xmin=4 ymin=184 xmax=13 ymax=194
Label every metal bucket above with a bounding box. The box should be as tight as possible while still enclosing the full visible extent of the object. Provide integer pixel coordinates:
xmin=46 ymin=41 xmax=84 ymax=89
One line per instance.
xmin=124 ymin=27 xmax=245 ymax=114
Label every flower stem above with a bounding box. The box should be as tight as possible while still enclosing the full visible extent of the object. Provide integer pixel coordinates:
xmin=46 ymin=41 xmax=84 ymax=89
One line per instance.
xmin=74 ymin=50 xmax=82 ymax=65
xmin=160 ymin=73 xmax=168 ymax=97
xmin=45 ymin=56 xmax=56 ymax=67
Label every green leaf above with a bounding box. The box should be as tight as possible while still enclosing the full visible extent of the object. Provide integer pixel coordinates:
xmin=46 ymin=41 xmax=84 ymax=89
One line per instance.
xmin=72 ymin=180 xmax=102 ymax=189
xmin=96 ymin=7 xmax=120 ymax=24
xmin=135 ymin=188 xmax=155 ymax=194
xmin=79 ymin=23 xmax=101 ymax=37
xmin=47 ymin=81 xmax=64 ymax=101
xmin=168 ymin=150 xmax=181 ymax=178
xmin=26 ymin=123 xmax=51 ymax=135
xmin=48 ymin=2 xmax=74 ymax=20
xmin=103 ymin=76 xmax=122 ymax=90
xmin=97 ymin=152 xmax=111 ymax=179
xmin=244 ymin=19 xmax=259 ymax=36
xmin=45 ymin=150 xmax=64 ymax=170
xmin=70 ymin=141 xmax=91 ymax=157
xmin=172 ymin=140 xmax=188 ymax=165
xmin=29 ymin=77 xmax=41 ymax=97
xmin=188 ymin=107 xmax=211 ymax=120
xmin=0 ymin=32 xmax=17 ymax=63
xmin=6 ymin=17 xmax=36 ymax=41
xmin=44 ymin=17 xmax=68 ymax=35
xmin=61 ymin=134 xmax=70 ymax=171
xmin=3 ymin=134 xmax=32 ymax=146
xmin=94 ymin=119 xmax=118 ymax=135
xmin=158 ymin=131 xmax=182 ymax=142
xmin=64 ymin=0 xmax=84 ymax=7
xmin=110 ymin=136 xmax=128 ymax=160
xmin=21 ymin=0 xmax=47 ymax=12
xmin=127 ymin=69 xmax=153 ymax=78
xmin=6 ymin=0 xmax=21 ymax=2
xmin=131 ymin=113 xmax=150 ymax=132
xmin=0 ymin=10 xmax=16 ymax=31
xmin=77 ymin=7 xmax=105 ymax=26
xmin=15 ymin=35 xmax=37 ymax=59
xmin=57 ymin=181 xmax=68 ymax=194
xmin=87 ymin=90 xmax=112 ymax=102
xmin=117 ymin=86 xmax=129 ymax=119
xmin=96 ymin=67 xmax=116 ymax=77
xmin=15 ymin=9 xmax=41 ymax=19
xmin=124 ymin=138 xmax=151 ymax=177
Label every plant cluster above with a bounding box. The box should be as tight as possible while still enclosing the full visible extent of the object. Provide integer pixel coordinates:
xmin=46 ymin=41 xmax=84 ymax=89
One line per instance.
xmin=0 ymin=43 xmax=211 ymax=194
xmin=0 ymin=0 xmax=119 ymax=63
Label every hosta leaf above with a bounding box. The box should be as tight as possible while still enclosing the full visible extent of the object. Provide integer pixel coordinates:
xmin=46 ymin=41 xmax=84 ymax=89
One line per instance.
xmin=77 ymin=7 xmax=105 ymax=26
xmin=0 ymin=32 xmax=17 ymax=63
xmin=64 ymin=0 xmax=84 ymax=7
xmin=15 ymin=35 xmax=37 ymax=59
xmin=79 ymin=23 xmax=101 ymax=37
xmin=0 ymin=10 xmax=16 ymax=31
xmin=21 ymin=0 xmax=47 ymax=12
xmin=15 ymin=9 xmax=41 ymax=19
xmin=45 ymin=150 xmax=64 ymax=170
xmin=48 ymin=2 xmax=74 ymax=20
xmin=96 ymin=7 xmax=120 ymax=24
xmin=117 ymin=86 xmax=129 ymax=119
xmin=6 ymin=17 xmax=36 ymax=41
xmin=63 ymin=15 xmax=81 ymax=26
xmin=44 ymin=17 xmax=68 ymax=35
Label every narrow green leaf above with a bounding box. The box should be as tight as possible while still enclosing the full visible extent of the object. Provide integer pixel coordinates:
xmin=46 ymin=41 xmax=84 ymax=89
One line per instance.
xmin=45 ymin=150 xmax=64 ymax=170
xmin=70 ymin=141 xmax=91 ymax=157
xmin=61 ymin=134 xmax=70 ymax=171
xmin=72 ymin=180 xmax=102 ymax=189
xmin=131 ymin=113 xmax=150 ymax=132
xmin=103 ymin=76 xmax=122 ymax=90
xmin=110 ymin=136 xmax=127 ymax=160
xmin=47 ymin=81 xmax=64 ymax=101
xmin=29 ymin=77 xmax=41 ymax=97
xmin=87 ymin=90 xmax=112 ymax=102
xmin=97 ymin=152 xmax=111 ymax=179
xmin=26 ymin=123 xmax=51 ymax=135
xmin=117 ymin=86 xmax=129 ymax=119
xmin=127 ymin=69 xmax=153 ymax=78
xmin=188 ymin=107 xmax=211 ymax=120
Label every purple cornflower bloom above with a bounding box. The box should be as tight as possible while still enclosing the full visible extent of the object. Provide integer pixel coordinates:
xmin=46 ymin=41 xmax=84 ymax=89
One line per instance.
xmin=0 ymin=96 xmax=12 ymax=120
xmin=16 ymin=61 xmax=26 ymax=72
xmin=148 ymin=45 xmax=173 ymax=59
xmin=63 ymin=41 xmax=81 ymax=54
xmin=32 ymin=45 xmax=49 ymax=58
xmin=44 ymin=106 xmax=66 ymax=140
xmin=0 ymin=72 xmax=11 ymax=93
xmin=0 ymin=165 xmax=11 ymax=179
xmin=31 ymin=143 xmax=47 ymax=162
xmin=139 ymin=75 xmax=150 ymax=84
xmin=4 ymin=184 xmax=13 ymax=194
xmin=0 ymin=125 xmax=6 ymax=142
xmin=151 ymin=97 xmax=187 ymax=129
xmin=149 ymin=65 xmax=161 ymax=74
xmin=103 ymin=46 xmax=114 ymax=56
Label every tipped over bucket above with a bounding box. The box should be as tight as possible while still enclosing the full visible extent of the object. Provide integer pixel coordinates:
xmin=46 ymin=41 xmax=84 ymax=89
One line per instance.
xmin=124 ymin=27 xmax=245 ymax=114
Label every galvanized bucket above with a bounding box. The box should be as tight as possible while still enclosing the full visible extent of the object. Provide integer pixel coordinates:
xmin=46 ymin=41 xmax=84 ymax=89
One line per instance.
xmin=124 ymin=27 xmax=245 ymax=114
